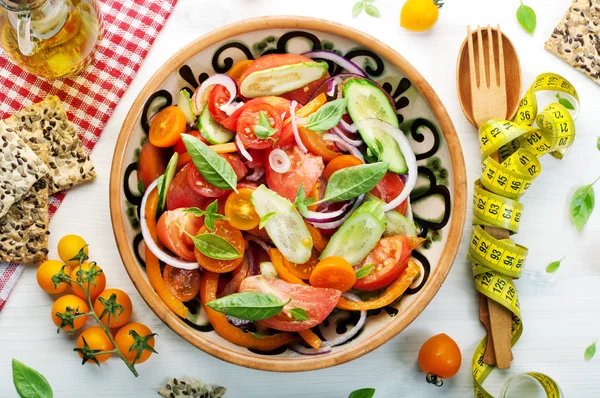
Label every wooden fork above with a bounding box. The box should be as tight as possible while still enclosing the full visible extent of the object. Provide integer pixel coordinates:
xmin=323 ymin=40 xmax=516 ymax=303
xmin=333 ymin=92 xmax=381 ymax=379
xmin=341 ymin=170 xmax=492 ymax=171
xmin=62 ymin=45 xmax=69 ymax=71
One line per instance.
xmin=467 ymin=25 xmax=508 ymax=127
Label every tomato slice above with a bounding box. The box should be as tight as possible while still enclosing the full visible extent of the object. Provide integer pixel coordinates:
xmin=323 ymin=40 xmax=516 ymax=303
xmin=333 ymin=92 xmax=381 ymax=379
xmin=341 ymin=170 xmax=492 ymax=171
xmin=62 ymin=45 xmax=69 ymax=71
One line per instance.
xmin=239 ymin=275 xmax=341 ymax=332
xmin=370 ymin=172 xmax=408 ymax=215
xmin=236 ymin=103 xmax=282 ymax=150
xmin=224 ymin=187 xmax=260 ymax=231
xmin=166 ymin=163 xmax=209 ymax=210
xmin=163 ymin=264 xmax=201 ymax=301
xmin=282 ymin=251 xmax=319 ymax=280
xmin=174 ymin=130 xmax=207 ymax=154
xmin=298 ymin=127 xmax=341 ymax=162
xmin=138 ymin=141 xmax=168 ymax=190
xmin=156 ymin=209 xmax=205 ymax=261
xmin=218 ymin=259 xmax=249 ymax=297
xmin=149 ymin=106 xmax=188 ymax=147
xmin=208 ymin=85 xmax=231 ymax=123
xmin=323 ymin=155 xmax=363 ymax=181
xmin=188 ymin=154 xmax=248 ymax=197
xmin=194 ymin=220 xmax=245 ymax=273
xmin=221 ymin=96 xmax=294 ymax=131
xmin=266 ymin=146 xmax=324 ymax=202
xmin=353 ymin=235 xmax=412 ymax=291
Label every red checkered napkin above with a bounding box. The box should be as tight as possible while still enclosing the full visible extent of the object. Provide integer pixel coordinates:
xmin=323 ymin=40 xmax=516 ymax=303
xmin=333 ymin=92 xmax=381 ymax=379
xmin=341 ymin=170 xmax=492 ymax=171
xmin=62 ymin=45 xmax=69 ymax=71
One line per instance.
xmin=0 ymin=0 xmax=178 ymax=311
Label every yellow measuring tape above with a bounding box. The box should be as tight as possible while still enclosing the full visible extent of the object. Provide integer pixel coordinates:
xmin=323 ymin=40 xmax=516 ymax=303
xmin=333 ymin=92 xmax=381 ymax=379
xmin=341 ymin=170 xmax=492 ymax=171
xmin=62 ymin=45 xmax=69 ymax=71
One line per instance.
xmin=470 ymin=73 xmax=579 ymax=398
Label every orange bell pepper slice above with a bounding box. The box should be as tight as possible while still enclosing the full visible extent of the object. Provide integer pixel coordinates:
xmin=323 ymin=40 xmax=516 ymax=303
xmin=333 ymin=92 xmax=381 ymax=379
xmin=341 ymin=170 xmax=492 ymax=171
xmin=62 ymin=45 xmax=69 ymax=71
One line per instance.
xmin=337 ymin=260 xmax=420 ymax=311
xmin=283 ymin=93 xmax=327 ymax=127
xmin=299 ymin=329 xmax=322 ymax=350
xmin=305 ymin=223 xmax=329 ymax=253
xmin=228 ymin=60 xmax=254 ymax=80
xmin=269 ymin=248 xmax=307 ymax=285
xmin=200 ymin=271 xmax=298 ymax=350
xmin=144 ymin=189 xmax=188 ymax=318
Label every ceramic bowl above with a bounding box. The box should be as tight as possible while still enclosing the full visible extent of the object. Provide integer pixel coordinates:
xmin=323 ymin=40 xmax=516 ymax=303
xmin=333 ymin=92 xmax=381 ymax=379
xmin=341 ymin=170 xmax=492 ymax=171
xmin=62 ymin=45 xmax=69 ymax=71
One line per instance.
xmin=109 ymin=16 xmax=467 ymax=372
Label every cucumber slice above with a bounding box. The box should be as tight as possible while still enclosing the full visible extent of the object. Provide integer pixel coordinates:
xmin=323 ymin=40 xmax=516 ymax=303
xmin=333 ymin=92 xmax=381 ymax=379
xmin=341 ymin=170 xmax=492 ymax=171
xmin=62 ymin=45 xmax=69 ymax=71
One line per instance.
xmin=178 ymin=89 xmax=195 ymax=125
xmin=197 ymin=104 xmax=235 ymax=144
xmin=320 ymin=200 xmax=386 ymax=265
xmin=240 ymin=61 xmax=329 ymax=98
xmin=365 ymin=193 xmax=416 ymax=237
xmin=156 ymin=152 xmax=179 ymax=217
xmin=251 ymin=185 xmax=312 ymax=264
xmin=343 ymin=78 xmax=407 ymax=173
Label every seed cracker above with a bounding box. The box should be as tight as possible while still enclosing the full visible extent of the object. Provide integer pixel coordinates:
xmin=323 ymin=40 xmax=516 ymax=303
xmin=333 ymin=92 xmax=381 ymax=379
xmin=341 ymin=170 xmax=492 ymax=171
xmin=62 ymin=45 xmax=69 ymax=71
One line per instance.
xmin=0 ymin=136 xmax=49 ymax=264
xmin=0 ymin=125 xmax=48 ymax=219
xmin=2 ymin=96 xmax=96 ymax=194
xmin=545 ymin=0 xmax=600 ymax=84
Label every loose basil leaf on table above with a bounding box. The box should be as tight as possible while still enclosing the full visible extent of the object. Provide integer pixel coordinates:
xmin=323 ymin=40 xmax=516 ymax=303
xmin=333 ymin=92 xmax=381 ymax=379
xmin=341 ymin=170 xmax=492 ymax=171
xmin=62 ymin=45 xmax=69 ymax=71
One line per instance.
xmin=290 ymin=307 xmax=309 ymax=321
xmin=585 ymin=339 xmax=597 ymax=361
xmin=546 ymin=257 xmax=564 ymax=273
xmin=320 ymin=162 xmax=388 ymax=203
xmin=12 ymin=359 xmax=53 ymax=398
xmin=570 ymin=177 xmax=599 ymax=231
xmin=188 ymin=233 xmax=242 ymax=260
xmin=516 ymin=1 xmax=536 ymax=35
xmin=181 ymin=133 xmax=238 ymax=191
xmin=304 ymin=98 xmax=348 ymax=132
xmin=206 ymin=292 xmax=291 ymax=321
xmin=349 ymin=388 xmax=376 ymax=398
xmin=555 ymin=93 xmax=575 ymax=110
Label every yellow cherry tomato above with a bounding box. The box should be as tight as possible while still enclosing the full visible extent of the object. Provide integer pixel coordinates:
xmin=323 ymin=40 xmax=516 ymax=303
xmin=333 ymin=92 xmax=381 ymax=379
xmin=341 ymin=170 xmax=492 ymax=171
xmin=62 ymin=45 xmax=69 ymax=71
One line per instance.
xmin=37 ymin=260 xmax=71 ymax=294
xmin=51 ymin=295 xmax=89 ymax=332
xmin=57 ymin=234 xmax=89 ymax=268
xmin=115 ymin=323 xmax=156 ymax=364
xmin=224 ymin=187 xmax=260 ymax=231
xmin=76 ymin=326 xmax=114 ymax=363
xmin=71 ymin=262 xmax=106 ymax=300
xmin=94 ymin=288 xmax=133 ymax=328
xmin=400 ymin=0 xmax=440 ymax=32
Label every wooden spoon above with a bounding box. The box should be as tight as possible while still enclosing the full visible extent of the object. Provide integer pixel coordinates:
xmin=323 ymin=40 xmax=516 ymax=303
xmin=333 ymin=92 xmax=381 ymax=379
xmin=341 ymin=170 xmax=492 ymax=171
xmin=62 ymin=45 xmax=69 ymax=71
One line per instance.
xmin=456 ymin=26 xmax=522 ymax=127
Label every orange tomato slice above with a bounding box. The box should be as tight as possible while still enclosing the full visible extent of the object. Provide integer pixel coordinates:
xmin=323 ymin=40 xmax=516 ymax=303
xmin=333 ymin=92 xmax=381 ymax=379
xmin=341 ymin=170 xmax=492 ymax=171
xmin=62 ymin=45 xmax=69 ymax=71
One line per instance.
xmin=323 ymin=155 xmax=363 ymax=181
xmin=309 ymin=256 xmax=356 ymax=292
xmin=149 ymin=106 xmax=187 ymax=148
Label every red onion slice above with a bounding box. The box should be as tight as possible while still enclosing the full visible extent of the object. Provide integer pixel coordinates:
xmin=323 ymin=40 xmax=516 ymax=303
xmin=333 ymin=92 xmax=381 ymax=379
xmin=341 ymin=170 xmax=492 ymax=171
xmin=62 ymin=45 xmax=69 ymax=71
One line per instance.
xmin=246 ymin=166 xmax=265 ymax=182
xmin=321 ymin=134 xmax=364 ymax=162
xmin=304 ymin=199 xmax=355 ymax=222
xmin=355 ymin=119 xmax=417 ymax=213
xmin=220 ymin=100 xmax=244 ymax=116
xmin=339 ymin=119 xmax=358 ymax=134
xmin=193 ymin=74 xmax=238 ymax=115
xmin=302 ymin=51 xmax=367 ymax=77
xmin=246 ymin=236 xmax=272 ymax=254
xmin=309 ymin=194 xmax=365 ymax=229
xmin=290 ymin=100 xmax=308 ymax=153
xmin=235 ymin=134 xmax=253 ymax=162
xmin=327 ymin=76 xmax=342 ymax=97
xmin=140 ymin=179 xmax=200 ymax=270
xmin=268 ymin=148 xmax=291 ymax=173
xmin=320 ymin=292 xmax=366 ymax=347
xmin=328 ymin=127 xmax=363 ymax=146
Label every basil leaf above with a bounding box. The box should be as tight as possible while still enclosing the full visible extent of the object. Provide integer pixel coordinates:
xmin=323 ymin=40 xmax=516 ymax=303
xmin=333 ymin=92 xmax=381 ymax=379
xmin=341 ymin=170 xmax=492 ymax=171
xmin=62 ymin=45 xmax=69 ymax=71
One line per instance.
xmin=290 ymin=308 xmax=309 ymax=321
xmin=597 ymin=137 xmax=600 ymax=151
xmin=364 ymin=4 xmax=380 ymax=18
xmin=12 ymin=359 xmax=53 ymax=398
xmin=546 ymin=257 xmax=564 ymax=273
xmin=203 ymin=199 xmax=228 ymax=231
xmin=181 ymin=134 xmax=238 ymax=191
xmin=321 ymin=162 xmax=388 ymax=203
xmin=206 ymin=292 xmax=290 ymax=320
xmin=570 ymin=178 xmax=599 ymax=231
xmin=259 ymin=212 xmax=277 ymax=229
xmin=555 ymin=94 xmax=575 ymax=110
xmin=352 ymin=1 xmax=364 ymax=17
xmin=355 ymin=263 xmax=375 ymax=279
xmin=516 ymin=2 xmax=536 ymax=35
xmin=189 ymin=233 xmax=242 ymax=260
xmin=183 ymin=207 xmax=206 ymax=217
xmin=304 ymin=98 xmax=348 ymax=132
xmin=585 ymin=339 xmax=597 ymax=361
xmin=294 ymin=184 xmax=315 ymax=217
xmin=349 ymin=388 xmax=376 ymax=398
xmin=254 ymin=111 xmax=278 ymax=139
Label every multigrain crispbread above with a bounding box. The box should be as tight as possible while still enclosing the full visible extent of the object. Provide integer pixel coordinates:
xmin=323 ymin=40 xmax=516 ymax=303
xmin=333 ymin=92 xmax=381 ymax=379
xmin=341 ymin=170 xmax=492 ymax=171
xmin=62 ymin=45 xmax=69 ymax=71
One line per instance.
xmin=0 ymin=125 xmax=48 ymax=219
xmin=0 ymin=142 xmax=49 ymax=264
xmin=545 ymin=0 xmax=600 ymax=84
xmin=2 ymin=96 xmax=96 ymax=194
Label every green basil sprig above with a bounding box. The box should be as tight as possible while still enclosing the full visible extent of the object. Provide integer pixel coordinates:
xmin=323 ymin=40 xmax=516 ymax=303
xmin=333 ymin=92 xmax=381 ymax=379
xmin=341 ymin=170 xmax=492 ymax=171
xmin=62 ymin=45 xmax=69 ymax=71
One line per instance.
xmin=319 ymin=162 xmax=388 ymax=203
xmin=570 ymin=177 xmax=599 ymax=231
xmin=12 ymin=359 xmax=53 ymax=398
xmin=184 ymin=200 xmax=228 ymax=232
xmin=352 ymin=0 xmax=380 ymax=18
xmin=294 ymin=185 xmax=315 ymax=217
xmin=187 ymin=233 xmax=242 ymax=260
xmin=585 ymin=338 xmax=597 ymax=361
xmin=516 ymin=1 xmax=536 ymax=35
xmin=254 ymin=111 xmax=278 ymax=139
xmin=290 ymin=308 xmax=309 ymax=321
xmin=181 ymin=134 xmax=238 ymax=191
xmin=206 ymin=292 xmax=290 ymax=320
xmin=349 ymin=388 xmax=376 ymax=398
xmin=355 ymin=263 xmax=375 ymax=279
xmin=303 ymin=98 xmax=348 ymax=132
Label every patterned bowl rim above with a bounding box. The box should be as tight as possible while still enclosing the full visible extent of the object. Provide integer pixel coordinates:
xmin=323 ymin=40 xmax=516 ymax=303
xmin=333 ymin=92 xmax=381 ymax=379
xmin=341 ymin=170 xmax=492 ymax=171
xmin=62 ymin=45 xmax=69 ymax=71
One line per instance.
xmin=109 ymin=15 xmax=467 ymax=372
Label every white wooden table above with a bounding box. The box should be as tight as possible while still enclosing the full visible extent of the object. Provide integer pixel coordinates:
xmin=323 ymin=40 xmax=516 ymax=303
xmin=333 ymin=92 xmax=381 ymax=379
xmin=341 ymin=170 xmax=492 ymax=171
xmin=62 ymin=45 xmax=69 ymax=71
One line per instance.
xmin=1 ymin=0 xmax=600 ymax=396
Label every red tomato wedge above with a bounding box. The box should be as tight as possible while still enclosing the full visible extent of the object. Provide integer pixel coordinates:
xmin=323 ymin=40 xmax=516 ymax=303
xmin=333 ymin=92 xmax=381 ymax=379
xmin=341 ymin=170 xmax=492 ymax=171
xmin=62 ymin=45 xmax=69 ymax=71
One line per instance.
xmin=266 ymin=146 xmax=324 ymax=202
xmin=156 ymin=209 xmax=204 ymax=261
xmin=166 ymin=163 xmax=209 ymax=210
xmin=221 ymin=96 xmax=294 ymax=131
xmin=188 ymin=154 xmax=248 ymax=197
xmin=138 ymin=141 xmax=168 ymax=190
xmin=370 ymin=172 xmax=408 ymax=215
xmin=208 ymin=85 xmax=231 ymax=123
xmin=236 ymin=103 xmax=282 ymax=150
xmin=353 ymin=235 xmax=412 ymax=291
xmin=239 ymin=275 xmax=341 ymax=332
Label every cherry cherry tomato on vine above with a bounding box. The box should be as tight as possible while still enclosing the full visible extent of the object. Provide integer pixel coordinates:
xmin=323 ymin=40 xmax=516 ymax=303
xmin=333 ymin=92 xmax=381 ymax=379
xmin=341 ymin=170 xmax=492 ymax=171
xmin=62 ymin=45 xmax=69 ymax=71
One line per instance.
xmin=163 ymin=264 xmax=201 ymax=302
xmin=76 ymin=326 xmax=114 ymax=363
xmin=224 ymin=187 xmax=260 ymax=231
xmin=115 ymin=323 xmax=156 ymax=364
xmin=418 ymin=333 xmax=462 ymax=386
xmin=51 ymin=295 xmax=89 ymax=332
xmin=71 ymin=261 xmax=106 ymax=300
xmin=57 ymin=234 xmax=89 ymax=268
xmin=93 ymin=288 xmax=133 ymax=329
xmin=37 ymin=260 xmax=71 ymax=294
